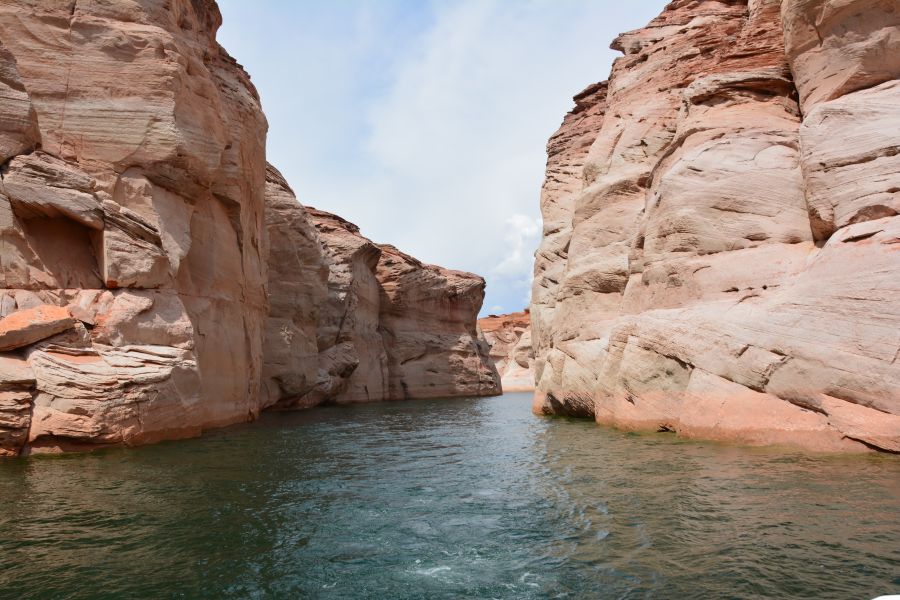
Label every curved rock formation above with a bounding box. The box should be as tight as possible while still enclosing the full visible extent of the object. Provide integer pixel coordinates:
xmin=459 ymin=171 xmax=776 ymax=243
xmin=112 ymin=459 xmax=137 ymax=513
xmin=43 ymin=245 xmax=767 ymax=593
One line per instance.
xmin=478 ymin=310 xmax=534 ymax=392
xmin=531 ymin=0 xmax=900 ymax=452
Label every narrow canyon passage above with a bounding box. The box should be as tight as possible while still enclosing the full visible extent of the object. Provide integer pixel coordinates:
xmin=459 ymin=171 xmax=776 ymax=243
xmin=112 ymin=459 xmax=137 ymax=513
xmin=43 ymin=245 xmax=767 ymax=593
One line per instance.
xmin=1 ymin=393 xmax=897 ymax=599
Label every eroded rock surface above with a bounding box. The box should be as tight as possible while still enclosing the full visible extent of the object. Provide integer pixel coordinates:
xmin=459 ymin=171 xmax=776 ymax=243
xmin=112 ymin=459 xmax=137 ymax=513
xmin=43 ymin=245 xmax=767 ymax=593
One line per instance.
xmin=303 ymin=208 xmax=501 ymax=405
xmin=261 ymin=165 xmax=328 ymax=410
xmin=377 ymin=244 xmax=501 ymax=399
xmin=479 ymin=310 xmax=534 ymax=392
xmin=1 ymin=1 xmax=499 ymax=456
xmin=0 ymin=0 xmax=267 ymax=455
xmin=531 ymin=0 xmax=900 ymax=452
xmin=306 ymin=208 xmax=388 ymax=405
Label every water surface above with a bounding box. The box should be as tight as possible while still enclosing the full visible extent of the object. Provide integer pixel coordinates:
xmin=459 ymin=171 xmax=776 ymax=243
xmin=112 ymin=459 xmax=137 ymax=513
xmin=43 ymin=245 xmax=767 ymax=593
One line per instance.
xmin=1 ymin=393 xmax=898 ymax=599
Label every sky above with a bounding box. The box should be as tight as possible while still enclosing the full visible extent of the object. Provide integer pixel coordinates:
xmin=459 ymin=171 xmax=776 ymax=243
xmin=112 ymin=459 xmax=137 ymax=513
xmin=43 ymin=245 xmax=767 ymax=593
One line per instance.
xmin=217 ymin=0 xmax=668 ymax=316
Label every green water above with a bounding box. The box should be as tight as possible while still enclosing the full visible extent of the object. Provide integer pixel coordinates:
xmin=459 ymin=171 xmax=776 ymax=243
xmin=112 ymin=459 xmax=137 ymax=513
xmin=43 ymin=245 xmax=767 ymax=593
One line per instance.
xmin=1 ymin=392 xmax=898 ymax=599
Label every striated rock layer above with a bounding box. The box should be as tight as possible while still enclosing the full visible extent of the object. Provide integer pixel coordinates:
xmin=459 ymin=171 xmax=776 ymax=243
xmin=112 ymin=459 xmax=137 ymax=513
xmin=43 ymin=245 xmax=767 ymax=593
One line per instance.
xmin=0 ymin=2 xmax=498 ymax=456
xmin=260 ymin=166 xmax=499 ymax=411
xmin=0 ymin=0 xmax=268 ymax=455
xmin=478 ymin=310 xmax=534 ymax=392
xmin=260 ymin=191 xmax=500 ymax=409
xmin=531 ymin=0 xmax=900 ymax=452
xmin=302 ymin=208 xmax=500 ymax=405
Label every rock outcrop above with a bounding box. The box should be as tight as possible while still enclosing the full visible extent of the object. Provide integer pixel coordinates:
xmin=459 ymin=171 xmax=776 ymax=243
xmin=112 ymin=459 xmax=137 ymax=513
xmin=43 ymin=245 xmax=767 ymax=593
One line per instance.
xmin=0 ymin=0 xmax=268 ymax=455
xmin=261 ymin=172 xmax=500 ymax=411
xmin=0 ymin=2 xmax=498 ymax=457
xmin=531 ymin=0 xmax=900 ymax=452
xmin=478 ymin=310 xmax=534 ymax=392
xmin=304 ymin=208 xmax=390 ymax=405
xmin=302 ymin=208 xmax=500 ymax=405
xmin=377 ymin=242 xmax=500 ymax=400
xmin=260 ymin=165 xmax=328 ymax=410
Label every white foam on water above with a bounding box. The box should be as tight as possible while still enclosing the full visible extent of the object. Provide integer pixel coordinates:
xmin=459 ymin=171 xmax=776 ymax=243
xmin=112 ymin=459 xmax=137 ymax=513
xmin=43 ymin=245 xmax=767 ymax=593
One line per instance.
xmin=416 ymin=566 xmax=452 ymax=577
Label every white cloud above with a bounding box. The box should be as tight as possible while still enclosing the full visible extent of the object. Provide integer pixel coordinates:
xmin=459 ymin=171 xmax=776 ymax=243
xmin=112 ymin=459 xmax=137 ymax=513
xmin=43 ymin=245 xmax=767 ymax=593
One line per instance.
xmin=218 ymin=0 xmax=668 ymax=316
xmin=494 ymin=213 xmax=542 ymax=277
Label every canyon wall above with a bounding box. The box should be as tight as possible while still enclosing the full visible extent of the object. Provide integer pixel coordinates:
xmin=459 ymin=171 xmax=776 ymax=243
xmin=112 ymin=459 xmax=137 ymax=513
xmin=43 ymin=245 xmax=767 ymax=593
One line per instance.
xmin=0 ymin=0 xmax=268 ymax=455
xmin=478 ymin=310 xmax=534 ymax=392
xmin=531 ymin=0 xmax=900 ymax=452
xmin=295 ymin=208 xmax=500 ymax=405
xmin=261 ymin=200 xmax=500 ymax=408
xmin=0 ymin=1 xmax=498 ymax=456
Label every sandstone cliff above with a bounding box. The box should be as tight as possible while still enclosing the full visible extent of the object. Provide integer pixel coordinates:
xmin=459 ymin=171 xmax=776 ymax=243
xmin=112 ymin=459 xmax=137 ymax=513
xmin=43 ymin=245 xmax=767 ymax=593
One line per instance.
xmin=261 ymin=175 xmax=500 ymax=410
xmin=260 ymin=165 xmax=328 ymax=410
xmin=0 ymin=2 xmax=498 ymax=456
xmin=531 ymin=0 xmax=900 ymax=453
xmin=0 ymin=0 xmax=267 ymax=455
xmin=303 ymin=208 xmax=501 ymax=404
xmin=478 ymin=310 xmax=534 ymax=392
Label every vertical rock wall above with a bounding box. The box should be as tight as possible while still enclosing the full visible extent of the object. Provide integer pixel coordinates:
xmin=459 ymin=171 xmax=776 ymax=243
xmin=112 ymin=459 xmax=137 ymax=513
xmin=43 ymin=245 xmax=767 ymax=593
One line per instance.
xmin=300 ymin=208 xmax=500 ymax=405
xmin=261 ymin=189 xmax=501 ymax=410
xmin=0 ymin=0 xmax=268 ymax=455
xmin=0 ymin=2 xmax=498 ymax=456
xmin=531 ymin=0 xmax=900 ymax=452
xmin=377 ymin=244 xmax=500 ymax=400
xmin=260 ymin=165 xmax=328 ymax=410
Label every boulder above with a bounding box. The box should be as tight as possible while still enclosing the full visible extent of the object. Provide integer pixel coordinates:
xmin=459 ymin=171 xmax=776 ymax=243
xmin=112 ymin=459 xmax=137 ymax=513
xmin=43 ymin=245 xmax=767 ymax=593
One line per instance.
xmin=0 ymin=305 xmax=75 ymax=351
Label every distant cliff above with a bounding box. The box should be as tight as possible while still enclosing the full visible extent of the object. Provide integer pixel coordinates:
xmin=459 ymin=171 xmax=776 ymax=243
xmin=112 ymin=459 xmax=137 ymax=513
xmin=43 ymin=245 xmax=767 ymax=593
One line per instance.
xmin=0 ymin=0 xmax=498 ymax=457
xmin=479 ymin=310 xmax=534 ymax=392
xmin=531 ymin=0 xmax=900 ymax=452
xmin=263 ymin=183 xmax=500 ymax=409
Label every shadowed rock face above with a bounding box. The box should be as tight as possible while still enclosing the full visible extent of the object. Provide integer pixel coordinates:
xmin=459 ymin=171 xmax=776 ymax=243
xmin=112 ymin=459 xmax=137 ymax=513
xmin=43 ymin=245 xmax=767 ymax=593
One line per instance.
xmin=260 ymin=165 xmax=329 ymax=410
xmin=263 ymin=201 xmax=501 ymax=408
xmin=0 ymin=0 xmax=268 ymax=455
xmin=531 ymin=0 xmax=900 ymax=453
xmin=478 ymin=310 xmax=534 ymax=393
xmin=300 ymin=209 xmax=501 ymax=405
xmin=377 ymin=244 xmax=501 ymax=400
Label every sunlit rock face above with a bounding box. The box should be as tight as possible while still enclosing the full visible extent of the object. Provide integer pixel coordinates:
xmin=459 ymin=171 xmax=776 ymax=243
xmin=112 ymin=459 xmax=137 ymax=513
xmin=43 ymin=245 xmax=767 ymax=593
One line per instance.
xmin=304 ymin=209 xmax=501 ymax=405
xmin=479 ymin=310 xmax=534 ymax=393
xmin=0 ymin=0 xmax=268 ymax=455
xmin=531 ymin=0 xmax=900 ymax=452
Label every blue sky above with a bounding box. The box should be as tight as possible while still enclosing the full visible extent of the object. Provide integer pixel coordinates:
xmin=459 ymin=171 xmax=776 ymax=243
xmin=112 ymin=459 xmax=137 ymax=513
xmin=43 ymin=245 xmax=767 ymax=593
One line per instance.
xmin=217 ymin=0 xmax=667 ymax=316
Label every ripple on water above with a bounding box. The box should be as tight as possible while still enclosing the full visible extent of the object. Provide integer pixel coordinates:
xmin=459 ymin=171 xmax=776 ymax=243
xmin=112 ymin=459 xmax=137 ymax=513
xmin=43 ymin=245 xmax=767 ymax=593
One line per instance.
xmin=0 ymin=393 xmax=898 ymax=599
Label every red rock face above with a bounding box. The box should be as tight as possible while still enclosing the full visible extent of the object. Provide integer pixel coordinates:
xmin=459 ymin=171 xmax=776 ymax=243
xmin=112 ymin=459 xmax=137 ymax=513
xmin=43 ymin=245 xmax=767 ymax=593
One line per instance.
xmin=299 ymin=209 xmax=501 ymax=405
xmin=260 ymin=165 xmax=329 ymax=410
xmin=531 ymin=0 xmax=900 ymax=452
xmin=377 ymin=244 xmax=501 ymax=399
xmin=478 ymin=310 xmax=534 ymax=392
xmin=0 ymin=1 xmax=500 ymax=455
xmin=0 ymin=0 xmax=268 ymax=455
